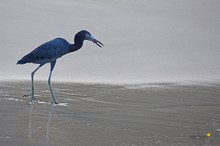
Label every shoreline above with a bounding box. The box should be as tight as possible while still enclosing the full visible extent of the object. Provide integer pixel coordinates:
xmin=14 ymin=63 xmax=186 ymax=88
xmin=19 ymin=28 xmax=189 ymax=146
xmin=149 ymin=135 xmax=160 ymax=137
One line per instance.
xmin=2 ymin=78 xmax=220 ymax=86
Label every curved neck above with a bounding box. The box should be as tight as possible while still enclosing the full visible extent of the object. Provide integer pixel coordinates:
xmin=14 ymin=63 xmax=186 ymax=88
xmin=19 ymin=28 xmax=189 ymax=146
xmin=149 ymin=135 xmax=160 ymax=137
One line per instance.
xmin=74 ymin=35 xmax=84 ymax=48
xmin=69 ymin=43 xmax=82 ymax=52
xmin=69 ymin=33 xmax=85 ymax=52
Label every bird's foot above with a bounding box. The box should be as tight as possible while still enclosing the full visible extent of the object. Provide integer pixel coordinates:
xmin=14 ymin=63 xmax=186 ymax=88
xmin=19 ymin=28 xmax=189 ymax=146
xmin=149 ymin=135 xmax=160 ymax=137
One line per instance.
xmin=23 ymin=94 xmax=38 ymax=104
xmin=31 ymin=97 xmax=39 ymax=104
xmin=23 ymin=94 xmax=32 ymax=97
xmin=51 ymin=100 xmax=59 ymax=104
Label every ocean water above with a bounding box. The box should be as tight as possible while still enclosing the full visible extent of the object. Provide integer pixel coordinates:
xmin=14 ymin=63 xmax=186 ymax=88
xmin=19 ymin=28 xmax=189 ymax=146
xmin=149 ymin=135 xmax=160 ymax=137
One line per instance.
xmin=0 ymin=0 xmax=220 ymax=84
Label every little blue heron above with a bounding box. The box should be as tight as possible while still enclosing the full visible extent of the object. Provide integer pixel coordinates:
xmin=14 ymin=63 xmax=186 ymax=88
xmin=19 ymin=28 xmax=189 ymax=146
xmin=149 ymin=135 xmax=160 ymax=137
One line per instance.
xmin=17 ymin=30 xmax=104 ymax=104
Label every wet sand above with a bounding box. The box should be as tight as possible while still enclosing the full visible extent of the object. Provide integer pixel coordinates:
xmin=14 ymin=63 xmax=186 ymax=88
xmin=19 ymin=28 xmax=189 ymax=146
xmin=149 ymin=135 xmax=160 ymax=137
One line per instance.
xmin=0 ymin=81 xmax=220 ymax=146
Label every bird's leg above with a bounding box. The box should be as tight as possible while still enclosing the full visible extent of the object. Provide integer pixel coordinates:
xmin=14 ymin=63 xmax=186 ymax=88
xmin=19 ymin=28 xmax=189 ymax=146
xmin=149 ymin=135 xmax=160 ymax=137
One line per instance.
xmin=48 ymin=61 xmax=58 ymax=104
xmin=30 ymin=65 xmax=42 ymax=103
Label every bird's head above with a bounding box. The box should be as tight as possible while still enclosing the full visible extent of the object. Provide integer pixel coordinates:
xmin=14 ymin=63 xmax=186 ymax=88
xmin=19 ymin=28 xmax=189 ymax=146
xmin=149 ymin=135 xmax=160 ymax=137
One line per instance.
xmin=75 ymin=30 xmax=104 ymax=48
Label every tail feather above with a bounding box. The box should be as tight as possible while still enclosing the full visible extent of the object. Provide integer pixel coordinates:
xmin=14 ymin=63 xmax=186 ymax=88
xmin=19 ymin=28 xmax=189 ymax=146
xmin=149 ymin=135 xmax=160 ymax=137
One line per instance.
xmin=17 ymin=52 xmax=35 ymax=65
xmin=17 ymin=59 xmax=27 ymax=64
xmin=17 ymin=54 xmax=30 ymax=65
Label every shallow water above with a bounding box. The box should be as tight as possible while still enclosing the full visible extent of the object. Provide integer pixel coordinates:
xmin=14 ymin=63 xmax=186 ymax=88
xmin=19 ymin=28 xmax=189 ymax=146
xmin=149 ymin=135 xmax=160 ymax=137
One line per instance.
xmin=0 ymin=81 xmax=220 ymax=146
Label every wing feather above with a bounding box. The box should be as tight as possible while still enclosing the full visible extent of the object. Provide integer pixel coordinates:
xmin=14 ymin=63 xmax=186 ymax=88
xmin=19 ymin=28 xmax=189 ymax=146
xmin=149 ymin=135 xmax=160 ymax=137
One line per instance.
xmin=17 ymin=38 xmax=70 ymax=64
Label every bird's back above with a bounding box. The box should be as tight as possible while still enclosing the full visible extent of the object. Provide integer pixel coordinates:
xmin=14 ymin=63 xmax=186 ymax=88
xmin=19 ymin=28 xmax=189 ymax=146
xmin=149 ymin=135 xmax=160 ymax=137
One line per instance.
xmin=17 ymin=38 xmax=70 ymax=65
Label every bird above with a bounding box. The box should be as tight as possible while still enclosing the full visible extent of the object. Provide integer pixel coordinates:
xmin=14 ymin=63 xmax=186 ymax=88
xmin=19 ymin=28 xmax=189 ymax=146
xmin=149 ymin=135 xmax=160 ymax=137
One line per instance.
xmin=17 ymin=30 xmax=104 ymax=104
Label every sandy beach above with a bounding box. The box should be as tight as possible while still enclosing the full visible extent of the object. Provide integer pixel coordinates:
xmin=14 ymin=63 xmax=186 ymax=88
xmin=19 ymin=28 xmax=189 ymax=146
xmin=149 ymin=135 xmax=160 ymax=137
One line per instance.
xmin=0 ymin=80 xmax=220 ymax=146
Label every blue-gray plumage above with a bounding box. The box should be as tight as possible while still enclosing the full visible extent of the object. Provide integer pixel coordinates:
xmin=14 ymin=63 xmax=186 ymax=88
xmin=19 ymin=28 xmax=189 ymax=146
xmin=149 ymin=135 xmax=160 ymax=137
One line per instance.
xmin=17 ymin=30 xmax=104 ymax=104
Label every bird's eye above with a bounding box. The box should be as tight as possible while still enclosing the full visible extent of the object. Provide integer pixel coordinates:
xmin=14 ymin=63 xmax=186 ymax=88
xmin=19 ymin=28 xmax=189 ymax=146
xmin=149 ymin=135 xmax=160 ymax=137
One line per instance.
xmin=85 ymin=34 xmax=90 ymax=39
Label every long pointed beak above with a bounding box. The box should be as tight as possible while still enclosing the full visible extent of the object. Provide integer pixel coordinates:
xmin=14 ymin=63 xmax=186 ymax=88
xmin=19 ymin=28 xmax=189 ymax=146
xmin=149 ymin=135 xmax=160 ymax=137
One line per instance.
xmin=88 ymin=36 xmax=104 ymax=48
xmin=93 ymin=39 xmax=104 ymax=48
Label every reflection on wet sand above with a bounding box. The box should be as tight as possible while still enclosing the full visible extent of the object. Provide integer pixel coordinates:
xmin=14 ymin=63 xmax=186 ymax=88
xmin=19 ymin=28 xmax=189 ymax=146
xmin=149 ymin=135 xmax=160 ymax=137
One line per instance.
xmin=28 ymin=104 xmax=32 ymax=139
xmin=45 ymin=104 xmax=54 ymax=143
xmin=28 ymin=103 xmax=55 ymax=144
